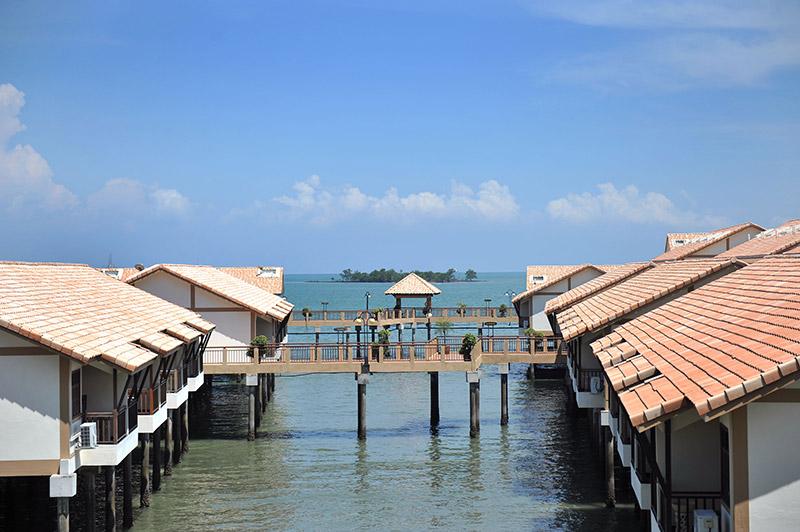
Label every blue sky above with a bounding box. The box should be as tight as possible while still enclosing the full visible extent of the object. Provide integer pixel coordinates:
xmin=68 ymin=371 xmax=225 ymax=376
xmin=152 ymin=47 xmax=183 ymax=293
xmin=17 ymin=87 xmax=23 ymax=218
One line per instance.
xmin=1 ymin=1 xmax=799 ymax=272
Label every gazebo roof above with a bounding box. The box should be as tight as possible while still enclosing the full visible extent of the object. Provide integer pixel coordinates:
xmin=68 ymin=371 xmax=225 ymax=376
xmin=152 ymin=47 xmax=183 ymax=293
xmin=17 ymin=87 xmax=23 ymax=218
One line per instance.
xmin=384 ymin=273 xmax=441 ymax=296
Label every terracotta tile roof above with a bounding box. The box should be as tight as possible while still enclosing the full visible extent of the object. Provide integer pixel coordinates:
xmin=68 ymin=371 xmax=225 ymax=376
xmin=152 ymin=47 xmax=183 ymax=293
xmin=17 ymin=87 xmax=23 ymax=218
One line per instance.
xmin=127 ymin=264 xmax=294 ymax=321
xmin=512 ymin=264 xmax=604 ymax=305
xmin=652 ymin=223 xmax=764 ymax=262
xmin=384 ymin=273 xmax=441 ymax=296
xmin=556 ymin=258 xmax=741 ymax=341
xmin=718 ymin=221 xmax=800 ymax=259
xmin=219 ymin=266 xmax=285 ymax=295
xmin=544 ymin=262 xmax=652 ymax=315
xmin=664 ymin=232 xmax=710 ymax=252
xmin=592 ymin=256 xmax=800 ymax=430
xmin=0 ymin=262 xmax=214 ymax=371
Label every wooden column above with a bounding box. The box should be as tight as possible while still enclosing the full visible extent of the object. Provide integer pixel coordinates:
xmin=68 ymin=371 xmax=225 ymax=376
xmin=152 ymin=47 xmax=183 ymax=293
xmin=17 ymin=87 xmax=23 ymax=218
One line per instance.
xmin=255 ymin=377 xmax=262 ymax=428
xmin=164 ymin=416 xmax=173 ymax=476
xmin=429 ymin=372 xmax=440 ymax=428
xmin=172 ymin=408 xmax=182 ymax=465
xmin=261 ymin=375 xmax=267 ymax=413
xmin=248 ymin=378 xmax=257 ymax=441
xmin=357 ymin=373 xmax=368 ymax=440
xmin=467 ymin=371 xmax=481 ymax=438
xmin=84 ymin=468 xmax=97 ymax=532
xmin=104 ymin=466 xmax=116 ymax=532
xmin=526 ymin=364 xmax=534 ymax=380
xmin=499 ymin=363 xmax=509 ymax=426
xmin=270 ymin=373 xmax=275 ymax=394
xmin=57 ymin=497 xmax=69 ymax=532
xmin=140 ymin=435 xmax=151 ymax=507
xmin=181 ymin=401 xmax=189 ymax=454
xmin=266 ymin=374 xmax=272 ymax=402
xmin=152 ymin=426 xmax=162 ymax=491
xmin=122 ymin=454 xmax=133 ymax=529
xmin=605 ymin=426 xmax=616 ymax=508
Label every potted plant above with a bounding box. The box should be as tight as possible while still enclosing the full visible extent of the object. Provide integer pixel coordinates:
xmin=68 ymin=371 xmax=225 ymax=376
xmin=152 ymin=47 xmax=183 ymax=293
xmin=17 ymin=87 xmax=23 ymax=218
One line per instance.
xmin=374 ymin=328 xmax=391 ymax=359
xmin=301 ymin=307 xmax=312 ymax=320
xmin=372 ymin=307 xmax=384 ymax=320
xmin=523 ymin=328 xmax=545 ymax=352
xmin=460 ymin=333 xmax=477 ymax=361
xmin=435 ymin=319 xmax=453 ymax=353
xmin=249 ymin=335 xmax=270 ymax=358
xmin=457 ymin=302 xmax=467 ymax=317
xmin=499 ymin=303 xmax=508 ymax=317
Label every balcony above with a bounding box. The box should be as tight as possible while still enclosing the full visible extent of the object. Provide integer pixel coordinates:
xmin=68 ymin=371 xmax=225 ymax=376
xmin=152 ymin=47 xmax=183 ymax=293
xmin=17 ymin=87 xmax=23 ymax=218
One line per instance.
xmin=566 ymin=363 xmax=605 ymax=409
xmin=166 ymin=367 xmax=189 ymax=409
xmin=186 ymin=356 xmax=205 ymax=392
xmin=651 ymin=480 xmax=722 ymax=532
xmin=137 ymin=380 xmax=168 ymax=433
xmin=79 ymin=400 xmax=139 ymax=467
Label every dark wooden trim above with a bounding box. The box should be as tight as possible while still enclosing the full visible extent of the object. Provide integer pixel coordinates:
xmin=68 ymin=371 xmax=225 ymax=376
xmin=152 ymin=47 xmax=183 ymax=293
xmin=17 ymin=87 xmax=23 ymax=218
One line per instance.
xmin=754 ymin=388 xmax=800 ymax=402
xmin=59 ymin=357 xmax=70 ymax=458
xmin=0 ymin=459 xmax=60 ymax=476
xmin=0 ymin=347 xmax=49 ymax=356
xmin=732 ymin=408 xmax=749 ymax=532
xmin=190 ymin=285 xmax=196 ymax=308
xmin=189 ymin=307 xmax=249 ymax=313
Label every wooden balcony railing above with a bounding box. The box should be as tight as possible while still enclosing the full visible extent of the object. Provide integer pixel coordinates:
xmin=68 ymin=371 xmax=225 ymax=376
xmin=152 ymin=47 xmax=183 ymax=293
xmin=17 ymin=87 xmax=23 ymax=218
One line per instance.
xmin=291 ymin=306 xmax=518 ymax=322
xmin=84 ymin=401 xmax=134 ymax=445
xmin=167 ymin=368 xmax=184 ymax=393
xmin=576 ymin=368 xmax=604 ymax=392
xmin=137 ymin=381 xmax=164 ymax=416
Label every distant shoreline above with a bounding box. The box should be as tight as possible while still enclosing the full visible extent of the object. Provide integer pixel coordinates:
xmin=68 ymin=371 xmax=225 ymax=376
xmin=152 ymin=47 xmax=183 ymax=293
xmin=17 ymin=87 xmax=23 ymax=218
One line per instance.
xmin=303 ymin=279 xmax=487 ymax=284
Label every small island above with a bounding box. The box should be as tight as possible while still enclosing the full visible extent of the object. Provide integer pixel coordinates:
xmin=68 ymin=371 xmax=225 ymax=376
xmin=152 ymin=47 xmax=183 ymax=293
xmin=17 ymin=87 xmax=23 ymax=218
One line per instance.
xmin=339 ymin=268 xmax=477 ymax=283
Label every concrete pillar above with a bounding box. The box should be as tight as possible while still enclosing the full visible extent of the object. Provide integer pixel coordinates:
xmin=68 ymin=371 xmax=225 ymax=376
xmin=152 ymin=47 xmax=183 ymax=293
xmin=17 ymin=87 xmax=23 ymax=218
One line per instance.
xmin=429 ymin=372 xmax=440 ymax=428
xmin=467 ymin=371 xmax=481 ymax=438
xmin=247 ymin=374 xmax=257 ymax=440
xmin=164 ymin=416 xmax=173 ymax=476
xmin=261 ymin=375 xmax=267 ymax=413
xmin=152 ymin=426 xmax=162 ymax=491
xmin=140 ymin=435 xmax=151 ymax=508
xmin=57 ymin=497 xmax=70 ymax=532
xmin=122 ymin=454 xmax=133 ymax=529
xmin=499 ymin=363 xmax=509 ymax=426
xmin=84 ymin=468 xmax=97 ymax=532
xmin=357 ymin=373 xmax=368 ymax=440
xmin=266 ymin=374 xmax=272 ymax=402
xmin=526 ymin=364 xmax=534 ymax=380
xmin=270 ymin=373 xmax=275 ymax=394
xmin=605 ymin=426 xmax=616 ymax=508
xmin=104 ymin=466 xmax=116 ymax=532
xmin=172 ymin=408 xmax=182 ymax=465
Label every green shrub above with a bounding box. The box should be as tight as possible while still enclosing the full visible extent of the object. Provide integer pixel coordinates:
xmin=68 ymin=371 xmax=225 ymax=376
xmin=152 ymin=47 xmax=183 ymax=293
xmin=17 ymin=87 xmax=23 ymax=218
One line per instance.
xmin=460 ymin=333 xmax=477 ymax=357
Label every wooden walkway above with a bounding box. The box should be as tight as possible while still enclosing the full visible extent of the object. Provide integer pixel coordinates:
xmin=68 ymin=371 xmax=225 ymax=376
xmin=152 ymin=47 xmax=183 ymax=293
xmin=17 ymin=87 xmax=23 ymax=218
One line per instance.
xmin=287 ymin=306 xmax=518 ymax=328
xmin=203 ymin=335 xmax=564 ymax=375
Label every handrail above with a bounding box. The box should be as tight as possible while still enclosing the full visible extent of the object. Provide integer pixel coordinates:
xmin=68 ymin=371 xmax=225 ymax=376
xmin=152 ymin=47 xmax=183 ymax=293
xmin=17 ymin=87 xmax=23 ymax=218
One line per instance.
xmin=291 ymin=306 xmax=518 ymax=321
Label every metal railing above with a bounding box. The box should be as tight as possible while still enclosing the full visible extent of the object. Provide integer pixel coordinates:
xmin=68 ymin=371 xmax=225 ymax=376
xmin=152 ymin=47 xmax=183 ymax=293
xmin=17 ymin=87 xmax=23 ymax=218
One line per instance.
xmin=669 ymin=492 xmax=722 ymax=532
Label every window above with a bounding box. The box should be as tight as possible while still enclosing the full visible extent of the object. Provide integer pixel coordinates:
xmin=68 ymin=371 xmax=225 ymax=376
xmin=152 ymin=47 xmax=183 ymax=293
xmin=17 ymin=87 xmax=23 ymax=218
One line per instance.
xmin=721 ymin=425 xmax=730 ymax=506
xmin=71 ymin=369 xmax=81 ymax=419
xmin=529 ymin=274 xmax=547 ymax=285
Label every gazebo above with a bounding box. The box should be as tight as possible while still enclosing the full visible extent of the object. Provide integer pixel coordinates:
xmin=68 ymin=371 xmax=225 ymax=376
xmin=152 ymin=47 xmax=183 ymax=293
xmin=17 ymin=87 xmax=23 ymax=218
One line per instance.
xmin=384 ymin=272 xmax=441 ymax=313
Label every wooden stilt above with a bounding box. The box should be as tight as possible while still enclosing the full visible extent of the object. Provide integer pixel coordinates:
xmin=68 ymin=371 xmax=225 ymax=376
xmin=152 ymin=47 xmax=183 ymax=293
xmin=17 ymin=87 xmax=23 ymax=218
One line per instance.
xmin=261 ymin=375 xmax=267 ymax=413
xmin=122 ymin=454 xmax=133 ymax=529
xmin=357 ymin=373 xmax=368 ymax=440
xmin=140 ymin=435 xmax=151 ymax=508
xmin=255 ymin=378 xmax=262 ymax=427
xmin=164 ymin=416 xmax=173 ymax=476
xmin=526 ymin=364 xmax=534 ymax=380
xmin=182 ymin=401 xmax=189 ymax=454
xmin=499 ymin=363 xmax=509 ymax=426
xmin=605 ymin=426 xmax=616 ymax=508
xmin=429 ymin=372 xmax=440 ymax=428
xmin=172 ymin=408 xmax=182 ymax=465
xmin=85 ymin=468 xmax=97 ymax=532
xmin=266 ymin=374 xmax=272 ymax=402
xmin=57 ymin=496 xmax=70 ymax=532
xmin=104 ymin=466 xmax=116 ymax=532
xmin=152 ymin=426 xmax=162 ymax=491
xmin=270 ymin=373 xmax=275 ymax=393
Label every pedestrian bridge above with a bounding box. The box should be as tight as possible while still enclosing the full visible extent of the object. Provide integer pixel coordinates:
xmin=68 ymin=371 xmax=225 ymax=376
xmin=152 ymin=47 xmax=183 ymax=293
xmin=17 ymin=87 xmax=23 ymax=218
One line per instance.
xmin=287 ymin=306 xmax=518 ymax=328
xmin=203 ymin=335 xmax=565 ymax=375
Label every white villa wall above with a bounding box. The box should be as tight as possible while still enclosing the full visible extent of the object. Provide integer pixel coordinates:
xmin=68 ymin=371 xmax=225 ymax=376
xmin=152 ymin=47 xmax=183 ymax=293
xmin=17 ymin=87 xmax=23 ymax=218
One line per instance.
xmin=0 ymin=328 xmax=37 ymax=347
xmin=0 ymin=355 xmax=61 ymax=462
xmin=693 ymin=228 xmax=762 ymax=257
xmin=82 ymin=364 xmax=114 ymax=411
xmin=255 ymin=316 xmax=276 ymax=341
xmin=571 ymin=268 xmax=603 ymax=287
xmin=531 ymin=294 xmax=556 ymax=332
xmin=671 ymin=419 xmax=721 ymax=492
xmin=195 ymin=286 xmax=238 ymax=308
xmin=133 ymin=270 xmax=191 ymax=307
xmin=204 ymin=310 xmax=251 ymax=346
xmin=747 ymin=402 xmax=800 ymax=531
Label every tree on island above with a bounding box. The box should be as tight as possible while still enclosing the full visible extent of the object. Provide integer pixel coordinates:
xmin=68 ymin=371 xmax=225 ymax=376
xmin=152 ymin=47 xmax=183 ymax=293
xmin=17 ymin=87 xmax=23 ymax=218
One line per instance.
xmin=339 ymin=268 xmax=467 ymax=283
xmin=465 ymin=269 xmax=477 ymax=281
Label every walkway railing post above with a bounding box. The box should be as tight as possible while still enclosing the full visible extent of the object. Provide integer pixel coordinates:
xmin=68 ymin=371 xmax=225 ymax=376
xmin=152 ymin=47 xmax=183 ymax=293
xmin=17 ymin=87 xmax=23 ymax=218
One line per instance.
xmin=499 ymin=363 xmax=509 ymax=426
xmin=430 ymin=372 xmax=440 ymax=429
xmin=467 ymin=370 xmax=481 ymax=438
xmin=357 ymin=372 xmax=369 ymax=440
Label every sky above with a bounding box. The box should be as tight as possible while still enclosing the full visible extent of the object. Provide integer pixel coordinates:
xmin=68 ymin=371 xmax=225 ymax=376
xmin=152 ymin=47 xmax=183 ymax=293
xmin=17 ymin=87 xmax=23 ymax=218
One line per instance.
xmin=1 ymin=0 xmax=799 ymax=273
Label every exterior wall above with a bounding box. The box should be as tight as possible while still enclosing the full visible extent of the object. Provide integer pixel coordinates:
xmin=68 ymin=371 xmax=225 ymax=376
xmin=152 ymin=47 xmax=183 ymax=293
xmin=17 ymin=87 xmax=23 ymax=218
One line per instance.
xmin=531 ymin=294 xmax=556 ymax=332
xmin=255 ymin=316 xmax=276 ymax=341
xmin=133 ymin=270 xmax=191 ymax=307
xmin=82 ymin=364 xmax=114 ymax=411
xmin=0 ymin=354 xmax=62 ymax=466
xmin=195 ymin=286 xmax=238 ymax=308
xmin=672 ymin=419 xmax=721 ymax=492
xmin=571 ymin=268 xmax=603 ymax=287
xmin=692 ymin=228 xmax=763 ymax=258
xmin=204 ymin=310 xmax=252 ymax=347
xmin=747 ymin=402 xmax=800 ymax=531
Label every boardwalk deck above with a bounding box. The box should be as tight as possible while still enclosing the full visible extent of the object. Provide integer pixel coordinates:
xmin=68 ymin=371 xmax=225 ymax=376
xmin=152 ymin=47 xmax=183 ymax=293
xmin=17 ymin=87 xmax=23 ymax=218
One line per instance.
xmin=203 ymin=336 xmax=564 ymax=375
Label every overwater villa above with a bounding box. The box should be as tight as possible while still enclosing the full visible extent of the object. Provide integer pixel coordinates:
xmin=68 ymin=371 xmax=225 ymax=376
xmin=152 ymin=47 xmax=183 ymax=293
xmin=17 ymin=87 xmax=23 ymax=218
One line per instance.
xmin=0 ymin=262 xmax=214 ymax=530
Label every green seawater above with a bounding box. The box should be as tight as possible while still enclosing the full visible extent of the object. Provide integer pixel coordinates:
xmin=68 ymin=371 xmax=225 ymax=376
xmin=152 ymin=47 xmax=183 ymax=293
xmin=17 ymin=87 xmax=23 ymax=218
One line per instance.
xmin=132 ymin=273 xmax=638 ymax=531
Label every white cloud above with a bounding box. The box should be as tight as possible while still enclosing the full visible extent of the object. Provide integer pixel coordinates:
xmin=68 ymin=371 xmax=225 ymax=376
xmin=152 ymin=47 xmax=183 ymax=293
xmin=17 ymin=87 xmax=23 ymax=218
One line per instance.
xmin=0 ymin=84 xmax=79 ymax=211
xmin=273 ymin=175 xmax=520 ymax=224
xmin=547 ymin=183 xmax=725 ymax=226
xmin=87 ymin=178 xmax=191 ymax=217
xmin=528 ymin=0 xmax=800 ymax=89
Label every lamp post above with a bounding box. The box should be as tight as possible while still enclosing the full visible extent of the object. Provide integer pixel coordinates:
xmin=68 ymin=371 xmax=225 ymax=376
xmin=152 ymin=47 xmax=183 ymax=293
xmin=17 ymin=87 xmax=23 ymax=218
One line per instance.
xmin=365 ymin=291 xmax=371 ymax=314
xmin=484 ymin=298 xmax=492 ymax=316
xmin=321 ymin=301 xmax=329 ymax=319
xmin=504 ymin=290 xmax=516 ymax=306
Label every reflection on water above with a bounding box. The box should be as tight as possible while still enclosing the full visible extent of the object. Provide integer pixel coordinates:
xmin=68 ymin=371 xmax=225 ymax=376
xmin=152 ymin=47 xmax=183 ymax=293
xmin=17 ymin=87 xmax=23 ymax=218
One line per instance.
xmin=133 ymin=366 xmax=639 ymax=531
